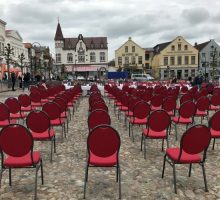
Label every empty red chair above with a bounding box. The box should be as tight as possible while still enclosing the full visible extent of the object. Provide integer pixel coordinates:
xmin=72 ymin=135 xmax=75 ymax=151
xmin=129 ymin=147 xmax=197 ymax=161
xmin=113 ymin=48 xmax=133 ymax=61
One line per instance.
xmin=141 ymin=110 xmax=171 ymax=159
xmin=0 ymin=124 xmax=44 ymax=200
xmin=209 ymin=94 xmax=220 ymax=111
xmin=162 ymin=124 xmax=211 ymax=193
xmin=83 ymin=125 xmax=121 ymax=199
xmin=88 ymin=109 xmax=111 ymax=132
xmin=209 ymin=110 xmax=220 ymax=150
xmin=26 ymin=110 xmax=56 ymax=162
xmin=18 ymin=94 xmax=34 ymax=112
xmin=195 ymin=96 xmax=210 ymax=123
xmin=162 ymin=96 xmax=177 ymax=116
xmin=0 ymin=103 xmax=16 ymax=128
xmin=172 ymin=101 xmax=196 ymax=140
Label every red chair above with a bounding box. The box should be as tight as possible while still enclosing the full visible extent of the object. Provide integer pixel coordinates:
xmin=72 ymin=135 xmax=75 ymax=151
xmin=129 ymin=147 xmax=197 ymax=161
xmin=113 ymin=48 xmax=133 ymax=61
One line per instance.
xmin=18 ymin=94 xmax=34 ymax=112
xmin=4 ymin=97 xmax=26 ymax=122
xmin=209 ymin=94 xmax=220 ymax=111
xmin=0 ymin=103 xmax=16 ymax=128
xmin=176 ymin=93 xmax=193 ymax=110
xmin=88 ymin=109 xmax=111 ymax=132
xmin=90 ymin=101 xmax=108 ymax=113
xmin=83 ymin=125 xmax=121 ymax=199
xmin=129 ymin=101 xmax=150 ymax=141
xmin=162 ymin=96 xmax=177 ymax=116
xmin=26 ymin=110 xmax=56 ymax=162
xmin=150 ymin=95 xmax=163 ymax=111
xmin=209 ymin=110 xmax=220 ymax=150
xmin=42 ymin=102 xmax=66 ymax=140
xmin=30 ymin=92 xmax=43 ymax=108
xmin=0 ymin=124 xmax=44 ymax=200
xmin=172 ymin=101 xmax=196 ymax=140
xmin=195 ymin=96 xmax=210 ymax=123
xmin=141 ymin=110 xmax=171 ymax=159
xmin=162 ymin=124 xmax=211 ymax=193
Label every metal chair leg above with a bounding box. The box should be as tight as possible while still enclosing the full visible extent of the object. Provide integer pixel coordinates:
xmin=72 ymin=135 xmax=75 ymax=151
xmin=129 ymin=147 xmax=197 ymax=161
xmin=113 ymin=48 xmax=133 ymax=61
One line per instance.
xmin=141 ymin=133 xmax=144 ymax=151
xmin=116 ymin=166 xmax=118 ymax=182
xmin=212 ymin=138 xmax=216 ymax=150
xmin=83 ymin=165 xmax=89 ymax=199
xmin=144 ymin=137 xmax=146 ymax=159
xmin=41 ymin=160 xmax=44 ymax=185
xmin=201 ymin=163 xmax=208 ymax=192
xmin=34 ymin=166 xmax=39 ymax=200
xmin=162 ymin=139 xmax=164 ymax=152
xmin=173 ymin=164 xmax=177 ymax=194
xmin=118 ymin=165 xmax=121 ymax=199
xmin=9 ymin=168 xmax=12 ymax=186
xmin=54 ymin=136 xmax=56 ymax=153
xmin=50 ymin=140 xmax=53 ymax=163
xmin=175 ymin=124 xmax=178 ymax=141
xmin=162 ymin=155 xmax=166 ymax=178
xmin=188 ymin=163 xmax=192 ymax=177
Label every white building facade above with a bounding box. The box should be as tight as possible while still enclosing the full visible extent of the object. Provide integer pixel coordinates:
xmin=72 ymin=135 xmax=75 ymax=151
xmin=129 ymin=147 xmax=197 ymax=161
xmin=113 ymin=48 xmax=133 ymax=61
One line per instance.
xmin=54 ymin=22 xmax=108 ymax=78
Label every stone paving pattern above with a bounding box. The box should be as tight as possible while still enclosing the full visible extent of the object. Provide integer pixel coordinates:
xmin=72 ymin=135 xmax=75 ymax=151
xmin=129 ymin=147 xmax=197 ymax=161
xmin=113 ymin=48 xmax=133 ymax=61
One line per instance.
xmin=1 ymin=89 xmax=220 ymax=200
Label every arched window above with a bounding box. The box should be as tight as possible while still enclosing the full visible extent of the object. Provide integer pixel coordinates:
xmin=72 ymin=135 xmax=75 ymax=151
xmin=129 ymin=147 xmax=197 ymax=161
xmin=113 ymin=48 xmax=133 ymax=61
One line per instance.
xmin=67 ymin=53 xmax=73 ymax=63
xmin=90 ymin=52 xmax=96 ymax=62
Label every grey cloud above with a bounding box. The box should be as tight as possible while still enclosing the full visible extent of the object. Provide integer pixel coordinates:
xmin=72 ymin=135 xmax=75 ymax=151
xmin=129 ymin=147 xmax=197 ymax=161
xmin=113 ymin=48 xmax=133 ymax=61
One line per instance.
xmin=182 ymin=7 xmax=210 ymax=25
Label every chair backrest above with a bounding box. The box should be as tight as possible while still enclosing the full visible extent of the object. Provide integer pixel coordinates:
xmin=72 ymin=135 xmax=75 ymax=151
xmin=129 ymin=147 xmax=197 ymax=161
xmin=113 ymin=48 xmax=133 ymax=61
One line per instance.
xmin=18 ymin=94 xmax=32 ymax=108
xmin=210 ymin=94 xmax=220 ymax=106
xmin=180 ymin=93 xmax=192 ymax=105
xmin=88 ymin=109 xmax=111 ymax=131
xmin=196 ymin=96 xmax=210 ymax=111
xmin=26 ymin=110 xmax=50 ymax=133
xmin=5 ymin=97 xmax=21 ymax=114
xmin=179 ymin=125 xmax=211 ymax=161
xmin=209 ymin=110 xmax=220 ymax=131
xmin=148 ymin=110 xmax=171 ymax=132
xmin=53 ymin=97 xmax=67 ymax=113
xmin=29 ymin=92 xmax=42 ymax=103
xmin=133 ymin=101 xmax=150 ymax=119
xmin=162 ymin=96 xmax=176 ymax=112
xmin=42 ymin=102 xmax=61 ymax=120
xmin=0 ymin=102 xmax=10 ymax=121
xmin=150 ymin=95 xmax=163 ymax=107
xmin=179 ymin=101 xmax=196 ymax=118
xmin=0 ymin=124 xmax=34 ymax=159
xmin=90 ymin=101 xmax=108 ymax=112
xmin=87 ymin=125 xmax=120 ymax=159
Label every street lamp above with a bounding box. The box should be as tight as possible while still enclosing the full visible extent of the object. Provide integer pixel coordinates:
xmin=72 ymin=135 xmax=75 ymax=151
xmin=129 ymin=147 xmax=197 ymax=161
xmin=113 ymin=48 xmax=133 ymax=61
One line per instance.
xmin=4 ymin=43 xmax=14 ymax=88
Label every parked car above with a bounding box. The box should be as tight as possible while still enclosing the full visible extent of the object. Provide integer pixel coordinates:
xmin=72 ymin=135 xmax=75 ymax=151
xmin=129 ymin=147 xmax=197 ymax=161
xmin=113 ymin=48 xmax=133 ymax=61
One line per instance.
xmin=77 ymin=76 xmax=85 ymax=80
xmin=131 ymin=74 xmax=154 ymax=81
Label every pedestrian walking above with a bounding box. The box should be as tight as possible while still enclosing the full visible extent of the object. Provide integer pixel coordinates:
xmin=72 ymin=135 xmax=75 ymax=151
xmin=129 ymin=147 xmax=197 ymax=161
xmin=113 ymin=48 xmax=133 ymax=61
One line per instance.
xmin=11 ymin=72 xmax=16 ymax=91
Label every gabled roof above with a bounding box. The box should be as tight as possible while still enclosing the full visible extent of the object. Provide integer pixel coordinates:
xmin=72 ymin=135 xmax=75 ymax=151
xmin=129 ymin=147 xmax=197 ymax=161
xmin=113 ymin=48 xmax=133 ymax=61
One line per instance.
xmin=153 ymin=41 xmax=171 ymax=54
xmin=194 ymin=41 xmax=210 ymax=51
xmin=5 ymin=30 xmax=23 ymax=41
xmin=63 ymin=35 xmax=108 ymax=50
xmin=54 ymin=23 xmax=64 ymax=40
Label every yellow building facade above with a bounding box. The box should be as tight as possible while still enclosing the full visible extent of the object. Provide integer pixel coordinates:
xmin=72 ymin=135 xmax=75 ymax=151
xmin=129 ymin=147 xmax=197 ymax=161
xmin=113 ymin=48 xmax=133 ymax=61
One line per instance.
xmin=115 ymin=37 xmax=145 ymax=75
xmin=152 ymin=36 xmax=198 ymax=80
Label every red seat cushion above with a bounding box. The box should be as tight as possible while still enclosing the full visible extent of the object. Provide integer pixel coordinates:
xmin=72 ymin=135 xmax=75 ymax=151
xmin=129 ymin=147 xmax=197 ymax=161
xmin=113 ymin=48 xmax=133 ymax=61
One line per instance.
xmin=172 ymin=116 xmax=192 ymax=124
xmin=89 ymin=152 xmax=117 ymax=167
xmin=4 ymin=152 xmax=41 ymax=167
xmin=21 ymin=106 xmax=33 ymax=112
xmin=51 ymin=118 xmax=65 ymax=125
xmin=10 ymin=113 xmax=27 ymax=119
xmin=120 ymin=106 xmax=128 ymax=111
xmin=143 ymin=129 xmax=166 ymax=138
xmin=151 ymin=106 xmax=161 ymax=111
xmin=0 ymin=119 xmax=16 ymax=127
xmin=32 ymin=102 xmax=42 ymax=107
xmin=210 ymin=128 xmax=220 ymax=138
xmin=41 ymin=99 xmax=49 ymax=103
xmin=126 ymin=111 xmax=133 ymax=117
xmin=60 ymin=112 xmax=67 ymax=118
xmin=129 ymin=117 xmax=147 ymax=125
xmin=210 ymin=105 xmax=219 ymax=111
xmin=167 ymin=111 xmax=174 ymax=116
xmin=166 ymin=148 xmax=201 ymax=163
xmin=196 ymin=110 xmax=207 ymax=116
xmin=32 ymin=129 xmax=55 ymax=140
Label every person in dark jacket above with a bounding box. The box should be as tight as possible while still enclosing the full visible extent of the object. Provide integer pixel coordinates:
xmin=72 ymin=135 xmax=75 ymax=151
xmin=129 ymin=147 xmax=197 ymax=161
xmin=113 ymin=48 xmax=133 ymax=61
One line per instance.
xmin=11 ymin=72 xmax=16 ymax=91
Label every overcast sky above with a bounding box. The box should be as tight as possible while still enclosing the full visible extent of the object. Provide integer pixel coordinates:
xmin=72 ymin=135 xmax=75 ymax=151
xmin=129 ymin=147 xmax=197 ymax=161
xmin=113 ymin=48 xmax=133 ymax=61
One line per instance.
xmin=1 ymin=0 xmax=220 ymax=60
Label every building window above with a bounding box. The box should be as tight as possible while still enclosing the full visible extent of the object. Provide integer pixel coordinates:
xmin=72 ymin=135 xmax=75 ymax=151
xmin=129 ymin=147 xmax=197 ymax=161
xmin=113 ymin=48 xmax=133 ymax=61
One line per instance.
xmin=164 ymin=70 xmax=168 ymax=78
xmin=178 ymin=44 xmax=181 ymax=51
xmin=170 ymin=70 xmax=175 ymax=78
xmin=78 ymin=51 xmax=85 ymax=63
xmin=125 ymin=56 xmax=129 ymax=64
xmin=90 ymin=52 xmax=96 ymax=62
xmin=132 ymin=46 xmax=135 ymax=52
xmin=138 ymin=56 xmax=142 ymax=64
xmin=131 ymin=56 xmax=136 ymax=64
xmin=184 ymin=69 xmax=189 ymax=78
xmin=185 ymin=56 xmax=189 ymax=65
xmin=56 ymin=53 xmax=61 ymax=63
xmin=170 ymin=57 xmax=175 ymax=65
xmin=184 ymin=45 xmax=188 ymax=51
xmin=178 ymin=56 xmax=182 ymax=65
xmin=191 ymin=56 xmax=195 ymax=64
xmin=125 ymin=46 xmax=128 ymax=53
xmin=145 ymin=53 xmax=149 ymax=61
xmin=100 ymin=52 xmax=105 ymax=62
xmin=100 ymin=43 xmax=104 ymax=48
xmin=118 ymin=57 xmax=122 ymax=65
xmin=171 ymin=45 xmax=175 ymax=51
xmin=164 ymin=57 xmax=168 ymax=65
xmin=67 ymin=53 xmax=73 ymax=63
xmin=145 ymin=63 xmax=150 ymax=69
xmin=191 ymin=69 xmax=195 ymax=77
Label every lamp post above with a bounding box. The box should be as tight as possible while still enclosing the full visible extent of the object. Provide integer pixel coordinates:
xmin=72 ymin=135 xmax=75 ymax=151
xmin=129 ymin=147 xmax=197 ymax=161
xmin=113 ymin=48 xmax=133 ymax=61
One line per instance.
xmin=18 ymin=53 xmax=25 ymax=74
xmin=31 ymin=42 xmax=42 ymax=77
xmin=4 ymin=43 xmax=14 ymax=88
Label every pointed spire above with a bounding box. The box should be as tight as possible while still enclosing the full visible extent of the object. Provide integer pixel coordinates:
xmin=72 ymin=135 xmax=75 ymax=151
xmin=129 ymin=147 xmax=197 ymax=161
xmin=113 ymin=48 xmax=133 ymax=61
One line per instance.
xmin=54 ymin=21 xmax=63 ymax=41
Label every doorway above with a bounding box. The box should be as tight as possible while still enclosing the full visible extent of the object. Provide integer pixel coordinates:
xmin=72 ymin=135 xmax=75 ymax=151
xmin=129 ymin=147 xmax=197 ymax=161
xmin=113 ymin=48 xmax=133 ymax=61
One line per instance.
xmin=177 ymin=70 xmax=182 ymax=80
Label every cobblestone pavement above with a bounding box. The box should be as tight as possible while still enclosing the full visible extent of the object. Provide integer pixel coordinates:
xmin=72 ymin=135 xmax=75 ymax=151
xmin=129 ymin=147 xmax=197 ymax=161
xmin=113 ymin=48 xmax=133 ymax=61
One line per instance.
xmin=1 ymin=90 xmax=220 ymax=200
